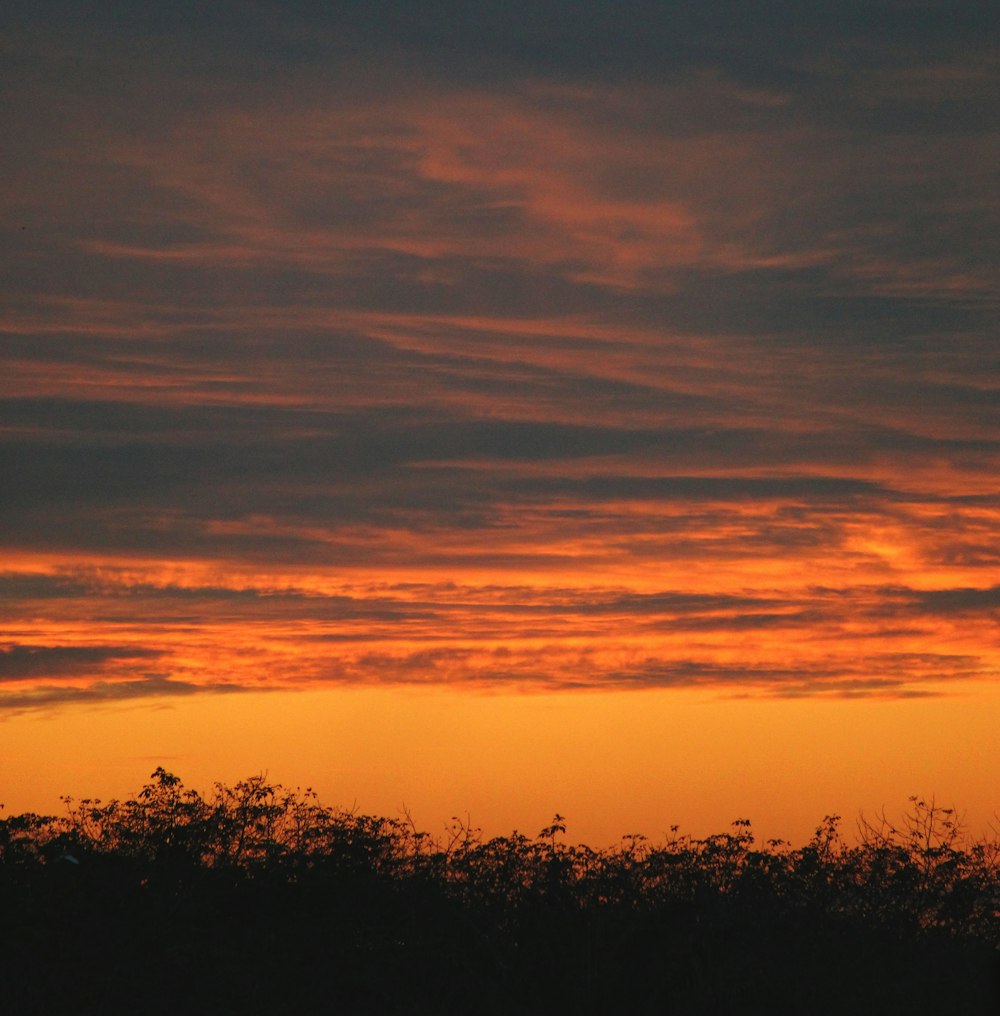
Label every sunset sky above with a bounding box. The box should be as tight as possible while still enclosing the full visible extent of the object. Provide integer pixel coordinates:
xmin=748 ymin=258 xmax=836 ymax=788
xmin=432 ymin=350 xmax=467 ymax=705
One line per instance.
xmin=2 ymin=1 xmax=998 ymax=845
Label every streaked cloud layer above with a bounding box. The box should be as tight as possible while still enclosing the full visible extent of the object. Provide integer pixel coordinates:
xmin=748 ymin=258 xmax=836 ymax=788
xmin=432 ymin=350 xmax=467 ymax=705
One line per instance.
xmin=2 ymin=1 xmax=998 ymax=709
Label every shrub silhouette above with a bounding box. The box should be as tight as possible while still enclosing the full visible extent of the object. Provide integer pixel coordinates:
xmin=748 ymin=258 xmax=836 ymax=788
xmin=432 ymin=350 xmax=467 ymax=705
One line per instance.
xmin=1 ymin=771 xmax=997 ymax=1014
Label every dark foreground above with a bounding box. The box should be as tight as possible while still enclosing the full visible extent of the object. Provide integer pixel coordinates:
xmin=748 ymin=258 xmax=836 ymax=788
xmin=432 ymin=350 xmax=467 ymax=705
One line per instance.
xmin=2 ymin=771 xmax=997 ymax=1014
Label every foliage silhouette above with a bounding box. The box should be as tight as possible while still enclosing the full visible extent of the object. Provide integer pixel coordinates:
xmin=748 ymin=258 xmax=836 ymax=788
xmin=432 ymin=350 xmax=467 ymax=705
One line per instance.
xmin=1 ymin=770 xmax=998 ymax=1014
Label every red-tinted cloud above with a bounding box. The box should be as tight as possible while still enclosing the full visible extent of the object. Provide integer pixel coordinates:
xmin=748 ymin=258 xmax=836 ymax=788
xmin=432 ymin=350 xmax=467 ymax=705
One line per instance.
xmin=1 ymin=4 xmax=997 ymax=707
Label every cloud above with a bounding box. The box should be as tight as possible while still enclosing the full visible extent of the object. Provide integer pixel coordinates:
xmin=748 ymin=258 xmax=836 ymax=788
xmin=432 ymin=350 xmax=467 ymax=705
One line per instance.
xmin=0 ymin=674 xmax=244 ymax=714
xmin=1 ymin=2 xmax=996 ymax=704
xmin=0 ymin=644 xmax=162 ymax=680
xmin=893 ymin=585 xmax=1000 ymax=616
xmin=2 ymin=564 xmax=994 ymax=703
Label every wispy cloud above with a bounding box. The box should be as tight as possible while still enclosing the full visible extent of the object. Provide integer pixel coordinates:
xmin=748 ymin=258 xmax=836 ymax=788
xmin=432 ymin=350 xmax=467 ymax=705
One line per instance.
xmin=0 ymin=674 xmax=246 ymax=715
xmin=1 ymin=2 xmax=997 ymax=706
xmin=0 ymin=644 xmax=162 ymax=680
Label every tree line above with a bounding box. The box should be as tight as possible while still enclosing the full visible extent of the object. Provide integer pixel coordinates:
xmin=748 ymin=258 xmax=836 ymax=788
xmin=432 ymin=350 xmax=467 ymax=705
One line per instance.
xmin=1 ymin=769 xmax=997 ymax=1013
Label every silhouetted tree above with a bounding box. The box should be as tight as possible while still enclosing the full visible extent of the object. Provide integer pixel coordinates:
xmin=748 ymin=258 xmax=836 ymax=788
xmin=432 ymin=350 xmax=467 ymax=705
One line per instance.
xmin=1 ymin=771 xmax=997 ymax=1014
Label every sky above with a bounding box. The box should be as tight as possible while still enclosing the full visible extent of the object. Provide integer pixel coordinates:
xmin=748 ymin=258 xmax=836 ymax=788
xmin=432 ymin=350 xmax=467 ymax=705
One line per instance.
xmin=2 ymin=1 xmax=998 ymax=844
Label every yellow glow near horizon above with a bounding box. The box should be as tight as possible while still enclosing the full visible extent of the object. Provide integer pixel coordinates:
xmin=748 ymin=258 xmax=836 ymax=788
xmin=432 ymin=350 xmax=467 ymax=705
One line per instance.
xmin=3 ymin=683 xmax=998 ymax=848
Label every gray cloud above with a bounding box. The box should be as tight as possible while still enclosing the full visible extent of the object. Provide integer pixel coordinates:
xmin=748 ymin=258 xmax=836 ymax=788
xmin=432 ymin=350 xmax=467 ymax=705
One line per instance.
xmin=0 ymin=644 xmax=162 ymax=680
xmin=893 ymin=585 xmax=1000 ymax=616
xmin=2 ymin=0 xmax=996 ymax=703
xmin=0 ymin=675 xmax=245 ymax=714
